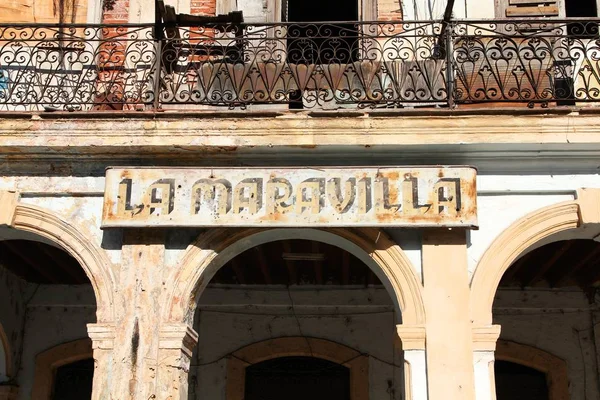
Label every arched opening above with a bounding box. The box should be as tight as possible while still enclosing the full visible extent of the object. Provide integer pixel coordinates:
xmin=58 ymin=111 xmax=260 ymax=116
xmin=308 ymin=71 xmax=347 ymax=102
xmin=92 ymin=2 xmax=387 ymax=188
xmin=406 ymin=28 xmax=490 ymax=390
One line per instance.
xmin=0 ymin=228 xmax=98 ymax=399
xmin=245 ymin=356 xmax=349 ymax=400
xmin=491 ymin=239 xmax=597 ymax=399
xmin=185 ymin=236 xmax=408 ymax=400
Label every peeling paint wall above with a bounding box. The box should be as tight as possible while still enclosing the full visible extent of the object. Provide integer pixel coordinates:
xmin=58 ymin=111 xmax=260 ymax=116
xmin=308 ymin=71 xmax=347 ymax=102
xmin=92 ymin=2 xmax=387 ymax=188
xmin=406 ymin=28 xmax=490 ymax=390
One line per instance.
xmin=190 ymin=287 xmax=404 ymax=400
xmin=0 ymin=262 xmax=95 ymax=399
xmin=494 ymin=288 xmax=600 ymax=400
xmin=0 ymin=264 xmax=28 ymax=383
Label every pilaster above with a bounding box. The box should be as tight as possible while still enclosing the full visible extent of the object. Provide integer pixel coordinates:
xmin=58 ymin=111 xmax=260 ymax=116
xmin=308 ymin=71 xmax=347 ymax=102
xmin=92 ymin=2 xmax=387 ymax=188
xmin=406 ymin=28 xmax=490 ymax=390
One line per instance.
xmin=422 ymin=229 xmax=476 ymax=400
xmin=156 ymin=324 xmax=199 ymax=400
xmin=472 ymin=325 xmax=501 ymax=400
xmin=0 ymin=190 xmax=18 ymax=227
xmin=87 ymin=323 xmax=116 ymax=400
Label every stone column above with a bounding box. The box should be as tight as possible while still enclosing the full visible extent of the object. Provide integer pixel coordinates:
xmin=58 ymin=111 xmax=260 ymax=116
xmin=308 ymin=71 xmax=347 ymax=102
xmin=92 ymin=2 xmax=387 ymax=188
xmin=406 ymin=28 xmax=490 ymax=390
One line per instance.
xmin=472 ymin=326 xmax=501 ymax=400
xmin=397 ymin=325 xmax=428 ymax=400
xmin=87 ymin=323 xmax=116 ymax=400
xmin=422 ymin=229 xmax=476 ymax=400
xmin=156 ymin=323 xmax=199 ymax=400
xmin=0 ymin=386 xmax=18 ymax=400
xmin=109 ymin=230 xmax=166 ymax=399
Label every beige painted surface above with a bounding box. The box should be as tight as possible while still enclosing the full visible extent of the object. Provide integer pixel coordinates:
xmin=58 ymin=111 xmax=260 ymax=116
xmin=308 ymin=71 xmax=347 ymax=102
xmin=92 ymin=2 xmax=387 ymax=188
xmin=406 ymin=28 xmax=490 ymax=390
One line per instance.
xmin=422 ymin=229 xmax=476 ymax=400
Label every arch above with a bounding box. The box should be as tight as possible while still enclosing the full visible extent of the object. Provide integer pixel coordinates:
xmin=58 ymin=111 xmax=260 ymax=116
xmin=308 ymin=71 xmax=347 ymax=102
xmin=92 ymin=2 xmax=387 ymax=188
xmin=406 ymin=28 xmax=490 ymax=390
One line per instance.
xmin=31 ymin=338 xmax=94 ymax=400
xmin=0 ymin=322 xmax=10 ymax=381
xmin=470 ymin=200 xmax=582 ymax=325
xmin=495 ymin=340 xmax=569 ymax=400
xmin=163 ymin=227 xmax=425 ymax=326
xmin=225 ymin=337 xmax=369 ymax=400
xmin=0 ymin=193 xmax=116 ymax=322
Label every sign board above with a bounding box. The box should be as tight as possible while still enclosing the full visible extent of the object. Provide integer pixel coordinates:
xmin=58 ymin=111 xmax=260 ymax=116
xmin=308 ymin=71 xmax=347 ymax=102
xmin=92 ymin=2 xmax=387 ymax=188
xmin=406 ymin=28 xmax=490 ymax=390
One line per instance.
xmin=101 ymin=167 xmax=477 ymax=228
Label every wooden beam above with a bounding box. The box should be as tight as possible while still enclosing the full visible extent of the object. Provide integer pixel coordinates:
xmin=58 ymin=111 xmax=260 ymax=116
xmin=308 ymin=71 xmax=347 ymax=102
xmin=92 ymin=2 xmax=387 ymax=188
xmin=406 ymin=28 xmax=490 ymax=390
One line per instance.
xmin=230 ymin=258 xmax=246 ymax=284
xmin=311 ymin=241 xmax=323 ymax=285
xmin=523 ymin=241 xmax=573 ymax=287
xmin=0 ymin=242 xmax=39 ymax=282
xmin=3 ymin=241 xmax=60 ymax=284
xmin=500 ymin=250 xmax=535 ymax=285
xmin=282 ymin=241 xmax=297 ymax=285
xmin=575 ymin=259 xmax=600 ymax=289
xmin=506 ymin=5 xmax=559 ymax=17
xmin=34 ymin=243 xmax=88 ymax=284
xmin=552 ymin=245 xmax=600 ymax=287
xmin=254 ymin=247 xmax=272 ymax=285
xmin=342 ymin=251 xmax=350 ymax=285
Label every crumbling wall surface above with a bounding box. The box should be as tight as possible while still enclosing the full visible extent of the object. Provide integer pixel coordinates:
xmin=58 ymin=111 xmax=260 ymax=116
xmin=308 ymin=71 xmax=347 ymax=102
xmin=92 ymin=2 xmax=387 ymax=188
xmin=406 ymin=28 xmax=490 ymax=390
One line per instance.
xmin=189 ymin=287 xmax=404 ymax=400
xmin=494 ymin=288 xmax=600 ymax=400
xmin=15 ymin=285 xmax=96 ymax=400
xmin=0 ymin=265 xmax=28 ymax=383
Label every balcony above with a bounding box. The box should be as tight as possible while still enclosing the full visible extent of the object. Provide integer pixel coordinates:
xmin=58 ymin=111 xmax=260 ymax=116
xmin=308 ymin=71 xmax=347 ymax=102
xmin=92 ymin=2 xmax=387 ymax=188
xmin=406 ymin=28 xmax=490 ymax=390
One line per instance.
xmin=0 ymin=19 xmax=599 ymax=111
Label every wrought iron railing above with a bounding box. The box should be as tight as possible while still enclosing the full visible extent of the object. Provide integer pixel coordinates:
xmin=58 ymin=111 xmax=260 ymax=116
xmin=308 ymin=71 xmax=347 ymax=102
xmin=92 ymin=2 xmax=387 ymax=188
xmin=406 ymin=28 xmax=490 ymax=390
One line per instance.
xmin=0 ymin=19 xmax=599 ymax=111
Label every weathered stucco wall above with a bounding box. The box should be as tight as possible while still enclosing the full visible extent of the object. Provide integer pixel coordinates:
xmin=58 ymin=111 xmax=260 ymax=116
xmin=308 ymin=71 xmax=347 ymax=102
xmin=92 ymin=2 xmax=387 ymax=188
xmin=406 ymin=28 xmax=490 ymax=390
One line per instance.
xmin=16 ymin=285 xmax=95 ymax=400
xmin=0 ymin=264 xmax=95 ymax=397
xmin=0 ymin=264 xmax=28 ymax=384
xmin=190 ymin=287 xmax=403 ymax=400
xmin=494 ymin=288 xmax=600 ymax=400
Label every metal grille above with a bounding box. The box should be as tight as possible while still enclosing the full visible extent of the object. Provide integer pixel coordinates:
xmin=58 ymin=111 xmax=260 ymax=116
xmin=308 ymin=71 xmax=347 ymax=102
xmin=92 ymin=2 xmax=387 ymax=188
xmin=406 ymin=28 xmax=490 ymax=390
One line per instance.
xmin=0 ymin=19 xmax=599 ymax=110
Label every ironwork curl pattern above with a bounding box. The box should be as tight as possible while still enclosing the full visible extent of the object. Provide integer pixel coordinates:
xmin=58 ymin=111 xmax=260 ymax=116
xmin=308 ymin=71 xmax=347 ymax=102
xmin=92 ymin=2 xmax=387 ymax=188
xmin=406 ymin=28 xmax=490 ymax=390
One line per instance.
xmin=159 ymin=21 xmax=447 ymax=109
xmin=452 ymin=20 xmax=600 ymax=104
xmin=0 ymin=19 xmax=600 ymax=110
xmin=0 ymin=24 xmax=156 ymax=111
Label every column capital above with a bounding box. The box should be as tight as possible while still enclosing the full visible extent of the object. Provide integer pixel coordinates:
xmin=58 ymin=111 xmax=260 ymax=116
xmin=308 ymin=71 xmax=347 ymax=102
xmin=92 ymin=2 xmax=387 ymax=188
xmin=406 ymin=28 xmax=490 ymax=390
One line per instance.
xmin=472 ymin=325 xmax=502 ymax=352
xmin=87 ymin=323 xmax=116 ymax=350
xmin=396 ymin=325 xmax=426 ymax=350
xmin=159 ymin=323 xmax=199 ymax=358
xmin=0 ymin=385 xmax=19 ymax=400
xmin=0 ymin=190 xmax=19 ymax=227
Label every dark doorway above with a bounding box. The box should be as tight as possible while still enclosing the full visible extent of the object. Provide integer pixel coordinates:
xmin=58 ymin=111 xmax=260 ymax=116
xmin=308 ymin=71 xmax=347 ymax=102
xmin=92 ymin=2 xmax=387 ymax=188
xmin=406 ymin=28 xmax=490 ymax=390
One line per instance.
xmin=495 ymin=361 xmax=549 ymax=400
xmin=52 ymin=358 xmax=94 ymax=400
xmin=284 ymin=0 xmax=360 ymax=108
xmin=245 ymin=356 xmax=350 ymax=400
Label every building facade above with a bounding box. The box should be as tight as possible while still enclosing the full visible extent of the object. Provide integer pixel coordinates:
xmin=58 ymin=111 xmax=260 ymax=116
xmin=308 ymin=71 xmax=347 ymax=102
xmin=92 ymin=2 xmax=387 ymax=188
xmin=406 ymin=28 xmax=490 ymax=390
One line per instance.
xmin=0 ymin=0 xmax=600 ymax=399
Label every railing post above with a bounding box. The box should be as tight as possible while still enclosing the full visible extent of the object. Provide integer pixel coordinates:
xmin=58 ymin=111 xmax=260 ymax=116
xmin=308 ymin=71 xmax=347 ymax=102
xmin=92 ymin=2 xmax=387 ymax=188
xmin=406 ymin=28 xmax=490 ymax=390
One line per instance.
xmin=152 ymin=4 xmax=164 ymax=111
xmin=445 ymin=21 xmax=456 ymax=109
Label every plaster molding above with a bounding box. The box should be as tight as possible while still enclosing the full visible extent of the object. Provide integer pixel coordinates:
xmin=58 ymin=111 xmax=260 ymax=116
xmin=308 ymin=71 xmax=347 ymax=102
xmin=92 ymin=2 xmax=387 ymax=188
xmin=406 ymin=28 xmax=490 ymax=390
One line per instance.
xmin=577 ymin=188 xmax=600 ymax=226
xmin=396 ymin=325 xmax=426 ymax=350
xmin=495 ymin=340 xmax=569 ymax=400
xmin=470 ymin=200 xmax=581 ymax=325
xmin=158 ymin=324 xmax=199 ymax=358
xmin=87 ymin=323 xmax=116 ymax=350
xmin=226 ymin=337 xmax=369 ymax=400
xmin=163 ymin=227 xmax=425 ymax=326
xmin=8 ymin=202 xmax=116 ymax=322
xmin=31 ymin=339 xmax=93 ymax=400
xmin=0 ymin=191 xmax=18 ymax=227
xmin=472 ymin=325 xmax=502 ymax=352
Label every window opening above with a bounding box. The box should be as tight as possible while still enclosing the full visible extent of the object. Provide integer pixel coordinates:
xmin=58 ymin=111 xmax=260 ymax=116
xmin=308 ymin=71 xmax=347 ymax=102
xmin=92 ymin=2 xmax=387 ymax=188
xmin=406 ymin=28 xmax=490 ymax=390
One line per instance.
xmin=285 ymin=0 xmax=359 ymax=108
xmin=245 ymin=356 xmax=350 ymax=400
xmin=495 ymin=360 xmax=549 ymax=400
xmin=52 ymin=358 xmax=94 ymax=400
